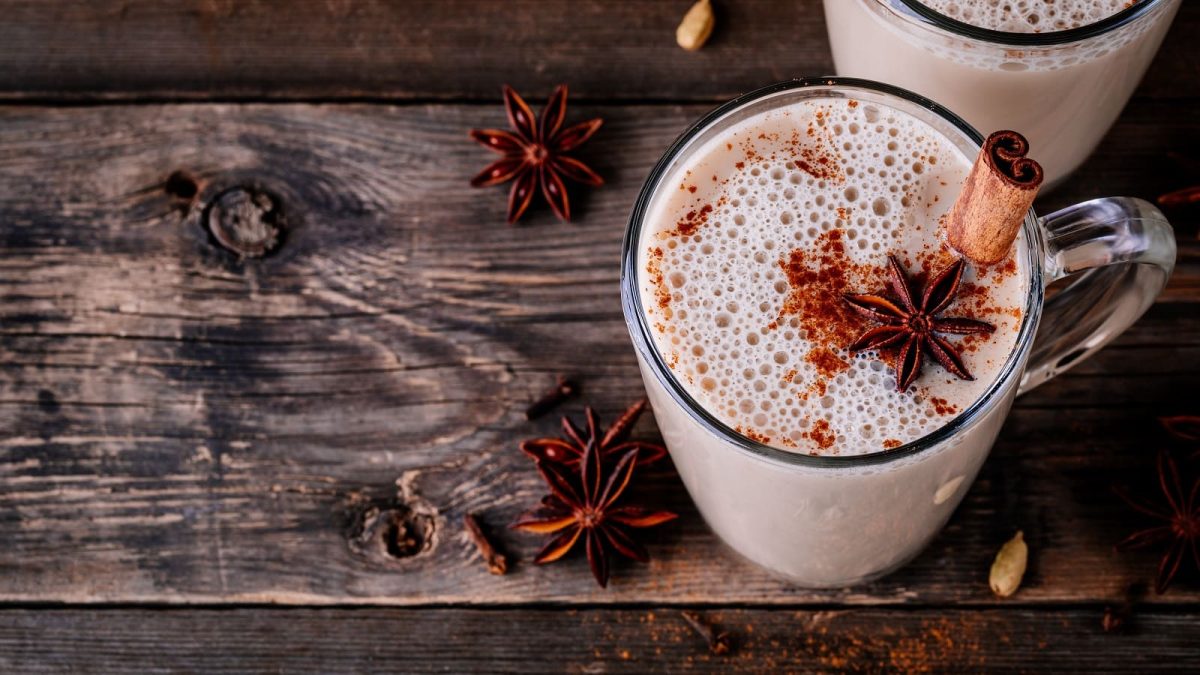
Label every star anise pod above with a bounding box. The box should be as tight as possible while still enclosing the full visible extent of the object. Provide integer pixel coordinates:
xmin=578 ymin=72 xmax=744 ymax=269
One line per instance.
xmin=844 ymin=255 xmax=995 ymax=392
xmin=1161 ymin=416 xmax=1200 ymax=458
xmin=520 ymin=398 xmax=668 ymax=470
xmin=511 ymin=440 xmax=677 ymax=588
xmin=1160 ymin=185 xmax=1200 ymax=210
xmin=469 ymin=84 xmax=603 ymax=223
xmin=1158 ymin=152 xmax=1200 ymax=211
xmin=1114 ymin=450 xmax=1200 ymax=594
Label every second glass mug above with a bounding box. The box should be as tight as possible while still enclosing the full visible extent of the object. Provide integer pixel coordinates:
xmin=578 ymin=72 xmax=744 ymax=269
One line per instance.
xmin=822 ymin=0 xmax=1182 ymax=190
xmin=620 ymin=78 xmax=1176 ymax=587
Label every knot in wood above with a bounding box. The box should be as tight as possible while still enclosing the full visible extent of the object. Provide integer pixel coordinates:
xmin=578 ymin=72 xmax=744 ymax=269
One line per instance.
xmin=205 ymin=186 xmax=284 ymax=258
xmin=164 ymin=170 xmax=199 ymax=201
xmin=348 ymin=501 xmax=436 ymax=562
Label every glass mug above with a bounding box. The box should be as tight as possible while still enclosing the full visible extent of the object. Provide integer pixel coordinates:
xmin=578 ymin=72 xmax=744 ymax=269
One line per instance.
xmin=822 ymin=0 xmax=1181 ymax=190
xmin=620 ymin=78 xmax=1176 ymax=587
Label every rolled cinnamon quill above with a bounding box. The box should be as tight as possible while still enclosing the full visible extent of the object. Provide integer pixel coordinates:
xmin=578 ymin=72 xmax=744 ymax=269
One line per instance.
xmin=945 ymin=130 xmax=1044 ymax=266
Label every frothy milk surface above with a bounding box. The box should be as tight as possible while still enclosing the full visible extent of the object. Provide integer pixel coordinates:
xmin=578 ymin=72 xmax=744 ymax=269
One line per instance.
xmin=916 ymin=0 xmax=1139 ymax=32
xmin=638 ymin=97 xmax=1026 ymax=455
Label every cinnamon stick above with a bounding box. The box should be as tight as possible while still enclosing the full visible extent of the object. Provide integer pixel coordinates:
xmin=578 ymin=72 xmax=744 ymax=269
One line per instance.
xmin=945 ymin=130 xmax=1044 ymax=266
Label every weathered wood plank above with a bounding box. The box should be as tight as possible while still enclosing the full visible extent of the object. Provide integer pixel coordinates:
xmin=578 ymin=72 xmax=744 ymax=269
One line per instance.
xmin=0 ymin=0 xmax=1196 ymax=102
xmin=1 ymin=607 xmax=1198 ymax=673
xmin=1 ymin=100 xmax=1198 ymax=605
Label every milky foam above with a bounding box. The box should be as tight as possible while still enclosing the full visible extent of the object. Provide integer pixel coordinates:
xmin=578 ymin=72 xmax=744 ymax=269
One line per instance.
xmin=916 ymin=0 xmax=1139 ymax=32
xmin=638 ymin=97 xmax=1026 ymax=455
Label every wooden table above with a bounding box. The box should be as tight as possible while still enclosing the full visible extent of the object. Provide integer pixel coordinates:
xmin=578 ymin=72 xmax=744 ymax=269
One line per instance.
xmin=1 ymin=1 xmax=1198 ymax=672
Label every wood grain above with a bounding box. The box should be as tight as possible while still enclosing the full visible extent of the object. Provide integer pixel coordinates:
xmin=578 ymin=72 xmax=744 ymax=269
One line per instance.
xmin=0 ymin=99 xmax=1198 ymax=606
xmin=0 ymin=0 xmax=1195 ymax=102
xmin=2 ymin=607 xmax=1199 ymax=673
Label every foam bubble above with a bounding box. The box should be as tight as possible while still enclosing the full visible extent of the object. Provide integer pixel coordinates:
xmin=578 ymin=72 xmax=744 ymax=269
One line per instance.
xmin=918 ymin=0 xmax=1137 ymax=33
xmin=639 ymin=98 xmax=1027 ymax=455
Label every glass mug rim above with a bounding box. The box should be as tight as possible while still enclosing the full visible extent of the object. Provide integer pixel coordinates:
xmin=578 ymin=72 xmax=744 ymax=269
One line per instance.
xmin=888 ymin=0 xmax=1166 ymax=47
xmin=620 ymin=77 xmax=1045 ymax=469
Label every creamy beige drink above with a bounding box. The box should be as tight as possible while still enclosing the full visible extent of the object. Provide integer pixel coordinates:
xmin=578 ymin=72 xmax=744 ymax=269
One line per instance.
xmin=918 ymin=0 xmax=1140 ymax=30
xmin=639 ymin=99 xmax=1026 ymax=455
xmin=623 ymin=80 xmax=1175 ymax=587
xmin=630 ymin=90 xmax=1032 ymax=585
xmin=823 ymin=0 xmax=1180 ymax=188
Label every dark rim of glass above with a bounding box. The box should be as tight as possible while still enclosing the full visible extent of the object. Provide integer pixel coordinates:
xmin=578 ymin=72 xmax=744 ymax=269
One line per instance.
xmin=895 ymin=0 xmax=1164 ymax=46
xmin=620 ymin=77 xmax=1044 ymax=469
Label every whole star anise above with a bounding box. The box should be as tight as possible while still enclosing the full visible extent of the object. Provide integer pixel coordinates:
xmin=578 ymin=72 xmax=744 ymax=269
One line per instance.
xmin=844 ymin=255 xmax=995 ymax=392
xmin=511 ymin=440 xmax=677 ymax=587
xmin=469 ymin=84 xmax=603 ymax=223
xmin=521 ymin=398 xmax=667 ymax=470
xmin=1114 ymin=450 xmax=1200 ymax=594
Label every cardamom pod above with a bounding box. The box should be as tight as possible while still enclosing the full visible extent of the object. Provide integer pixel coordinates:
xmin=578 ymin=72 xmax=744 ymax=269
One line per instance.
xmin=676 ymin=0 xmax=714 ymax=52
xmin=989 ymin=530 xmax=1028 ymax=597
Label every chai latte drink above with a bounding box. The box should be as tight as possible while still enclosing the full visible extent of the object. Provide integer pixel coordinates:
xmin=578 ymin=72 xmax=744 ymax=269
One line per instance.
xmin=624 ymin=80 xmax=1176 ymax=587
xmin=630 ymin=88 xmax=1033 ymax=585
xmin=638 ymin=99 xmax=1026 ymax=454
xmin=823 ymin=0 xmax=1181 ymax=188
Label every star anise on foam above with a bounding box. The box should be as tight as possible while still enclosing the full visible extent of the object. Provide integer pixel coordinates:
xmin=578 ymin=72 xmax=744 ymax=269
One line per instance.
xmin=470 ymin=84 xmax=603 ymax=223
xmin=844 ymin=255 xmax=995 ymax=392
xmin=1114 ymin=450 xmax=1200 ymax=594
xmin=521 ymin=398 xmax=667 ymax=471
xmin=511 ymin=439 xmax=677 ymax=588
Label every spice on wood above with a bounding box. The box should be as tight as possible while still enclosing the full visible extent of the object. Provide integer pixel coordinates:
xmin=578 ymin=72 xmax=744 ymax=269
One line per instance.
xmin=520 ymin=398 xmax=667 ymax=470
xmin=464 ymin=513 xmax=508 ymax=576
xmin=1101 ymin=604 xmax=1130 ymax=633
xmin=680 ymin=610 xmax=732 ymax=655
xmin=1161 ymin=415 xmax=1200 ymax=458
xmin=1157 ymin=152 xmax=1200 ymax=214
xmin=1114 ymin=451 xmax=1200 ymax=594
xmin=676 ymin=0 xmax=714 ymax=51
xmin=989 ymin=530 xmax=1028 ymax=597
xmin=524 ymin=377 xmax=580 ymax=420
xmin=469 ymin=85 xmax=603 ymax=223
xmin=511 ymin=436 xmax=676 ymax=588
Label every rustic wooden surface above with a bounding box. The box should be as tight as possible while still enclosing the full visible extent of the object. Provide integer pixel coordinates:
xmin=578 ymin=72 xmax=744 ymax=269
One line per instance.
xmin=1 ymin=608 xmax=1198 ymax=673
xmin=1 ymin=0 xmax=1199 ymax=671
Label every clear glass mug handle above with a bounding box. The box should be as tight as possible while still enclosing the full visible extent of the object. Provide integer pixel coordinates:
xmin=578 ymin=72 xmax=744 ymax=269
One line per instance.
xmin=1019 ymin=197 xmax=1176 ymax=394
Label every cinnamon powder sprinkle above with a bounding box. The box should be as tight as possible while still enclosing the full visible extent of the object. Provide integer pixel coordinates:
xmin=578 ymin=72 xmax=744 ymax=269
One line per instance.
xmin=645 ymin=246 xmax=672 ymax=318
xmin=805 ymin=418 xmax=836 ymax=451
xmin=674 ymin=203 xmax=714 ymax=236
xmin=775 ymin=229 xmax=866 ymax=354
xmin=805 ymin=347 xmax=850 ymax=380
xmin=736 ymin=426 xmax=773 ymax=446
xmin=642 ymin=103 xmax=1021 ymax=454
xmin=929 ymin=396 xmax=958 ymax=416
xmin=791 ymin=122 xmax=846 ymax=183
